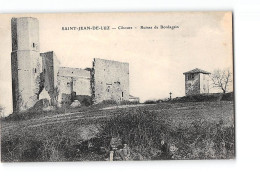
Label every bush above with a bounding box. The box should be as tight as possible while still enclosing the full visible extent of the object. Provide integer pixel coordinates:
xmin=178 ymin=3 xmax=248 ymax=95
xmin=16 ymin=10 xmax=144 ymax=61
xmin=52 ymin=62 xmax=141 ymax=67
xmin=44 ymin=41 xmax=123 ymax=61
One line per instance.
xmin=1 ymin=104 xmax=235 ymax=161
xmin=100 ymin=110 xmax=235 ymax=160
xmin=101 ymin=110 xmax=173 ymax=159
xmin=75 ymin=95 xmax=92 ymax=106
xmin=4 ymin=110 xmax=48 ymax=121
xmin=221 ymin=92 xmax=234 ymax=101
xmin=1 ymin=123 xmax=81 ymax=162
xmin=170 ymin=93 xmax=234 ymax=103
xmin=100 ymin=100 xmax=117 ymax=105
xmin=144 ymin=100 xmax=157 ymax=104
xmin=119 ymin=100 xmax=139 ymax=105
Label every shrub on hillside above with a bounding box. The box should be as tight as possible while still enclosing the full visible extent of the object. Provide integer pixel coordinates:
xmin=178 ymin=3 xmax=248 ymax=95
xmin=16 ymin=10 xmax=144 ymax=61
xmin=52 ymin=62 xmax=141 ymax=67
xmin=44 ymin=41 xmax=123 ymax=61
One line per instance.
xmin=221 ymin=92 xmax=234 ymax=101
xmin=144 ymin=100 xmax=157 ymax=104
xmin=100 ymin=110 xmax=171 ymax=159
xmin=75 ymin=95 xmax=92 ymax=106
xmin=1 ymin=123 xmax=81 ymax=162
xmin=170 ymin=93 xmax=234 ymax=103
xmin=4 ymin=110 xmax=48 ymax=121
xmin=1 ymin=106 xmax=235 ymax=161
xmin=100 ymin=100 xmax=117 ymax=105
xmin=119 ymin=100 xmax=139 ymax=105
xmin=100 ymin=110 xmax=235 ymax=160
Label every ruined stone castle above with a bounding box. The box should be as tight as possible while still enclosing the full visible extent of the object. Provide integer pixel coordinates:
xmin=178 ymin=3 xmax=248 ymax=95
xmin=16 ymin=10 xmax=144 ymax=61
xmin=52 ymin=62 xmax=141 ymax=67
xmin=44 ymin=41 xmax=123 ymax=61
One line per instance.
xmin=11 ymin=17 xmax=133 ymax=112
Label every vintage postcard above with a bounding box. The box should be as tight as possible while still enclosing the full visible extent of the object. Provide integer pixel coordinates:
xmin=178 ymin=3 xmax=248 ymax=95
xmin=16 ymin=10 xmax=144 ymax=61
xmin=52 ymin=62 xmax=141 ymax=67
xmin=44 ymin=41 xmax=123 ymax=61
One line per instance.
xmin=0 ymin=12 xmax=234 ymax=162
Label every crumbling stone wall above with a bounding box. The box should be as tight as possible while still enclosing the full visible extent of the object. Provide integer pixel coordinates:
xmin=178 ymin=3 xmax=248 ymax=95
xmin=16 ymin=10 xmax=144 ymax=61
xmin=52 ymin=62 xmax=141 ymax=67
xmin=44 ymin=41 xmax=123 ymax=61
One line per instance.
xmin=129 ymin=95 xmax=140 ymax=102
xmin=11 ymin=17 xmax=132 ymax=112
xmin=11 ymin=17 xmax=41 ymax=112
xmin=57 ymin=67 xmax=91 ymax=106
xmin=40 ymin=51 xmax=60 ymax=106
xmin=92 ymin=58 xmax=129 ymax=103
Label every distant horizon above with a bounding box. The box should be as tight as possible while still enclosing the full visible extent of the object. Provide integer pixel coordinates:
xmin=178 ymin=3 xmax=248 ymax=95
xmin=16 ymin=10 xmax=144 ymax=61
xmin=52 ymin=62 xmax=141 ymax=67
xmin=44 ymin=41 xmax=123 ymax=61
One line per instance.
xmin=0 ymin=12 xmax=233 ymax=115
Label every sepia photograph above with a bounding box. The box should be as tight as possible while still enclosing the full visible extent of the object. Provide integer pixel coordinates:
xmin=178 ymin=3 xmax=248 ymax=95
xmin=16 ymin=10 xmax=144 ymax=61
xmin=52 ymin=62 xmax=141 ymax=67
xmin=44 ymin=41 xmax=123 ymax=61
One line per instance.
xmin=0 ymin=12 xmax=234 ymax=162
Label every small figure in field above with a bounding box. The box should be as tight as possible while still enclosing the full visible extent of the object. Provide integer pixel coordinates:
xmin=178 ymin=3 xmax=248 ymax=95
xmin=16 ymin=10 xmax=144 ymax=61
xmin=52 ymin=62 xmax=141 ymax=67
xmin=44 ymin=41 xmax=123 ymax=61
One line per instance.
xmin=169 ymin=144 xmax=178 ymax=159
xmin=160 ymin=140 xmax=178 ymax=159
xmin=121 ymin=143 xmax=131 ymax=160
xmin=114 ymin=143 xmax=131 ymax=161
xmin=160 ymin=140 xmax=169 ymax=159
xmin=108 ymin=137 xmax=131 ymax=161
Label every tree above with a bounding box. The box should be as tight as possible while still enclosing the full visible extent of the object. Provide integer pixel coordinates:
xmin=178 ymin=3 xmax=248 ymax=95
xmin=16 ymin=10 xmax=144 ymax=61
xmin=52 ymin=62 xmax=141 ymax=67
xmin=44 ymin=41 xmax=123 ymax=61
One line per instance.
xmin=210 ymin=68 xmax=233 ymax=93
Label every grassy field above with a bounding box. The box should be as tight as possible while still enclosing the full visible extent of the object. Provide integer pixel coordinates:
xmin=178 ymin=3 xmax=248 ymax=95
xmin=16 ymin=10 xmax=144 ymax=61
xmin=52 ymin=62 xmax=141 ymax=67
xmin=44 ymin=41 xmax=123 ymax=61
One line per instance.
xmin=1 ymin=101 xmax=235 ymax=162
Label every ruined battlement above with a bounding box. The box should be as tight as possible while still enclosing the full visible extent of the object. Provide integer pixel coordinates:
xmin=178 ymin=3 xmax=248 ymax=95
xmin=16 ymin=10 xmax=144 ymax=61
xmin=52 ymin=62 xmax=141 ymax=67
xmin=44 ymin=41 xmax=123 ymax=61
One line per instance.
xmin=58 ymin=67 xmax=91 ymax=79
xmin=11 ymin=17 xmax=39 ymax=52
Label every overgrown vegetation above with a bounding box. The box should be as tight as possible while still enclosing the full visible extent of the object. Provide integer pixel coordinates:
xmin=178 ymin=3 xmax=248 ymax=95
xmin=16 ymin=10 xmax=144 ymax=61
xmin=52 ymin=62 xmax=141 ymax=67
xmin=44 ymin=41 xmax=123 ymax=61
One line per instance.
xmin=1 ymin=124 xmax=78 ymax=162
xmin=101 ymin=110 xmax=170 ymax=159
xmin=144 ymin=93 xmax=234 ymax=105
xmin=100 ymin=100 xmax=118 ymax=105
xmin=1 ymin=101 xmax=235 ymax=162
xmin=101 ymin=110 xmax=235 ymax=160
xmin=2 ymin=101 xmax=110 ymax=122
xmin=100 ymin=100 xmax=139 ymax=105
xmin=119 ymin=100 xmax=139 ymax=105
xmin=170 ymin=92 xmax=234 ymax=103
xmin=144 ymin=100 xmax=157 ymax=104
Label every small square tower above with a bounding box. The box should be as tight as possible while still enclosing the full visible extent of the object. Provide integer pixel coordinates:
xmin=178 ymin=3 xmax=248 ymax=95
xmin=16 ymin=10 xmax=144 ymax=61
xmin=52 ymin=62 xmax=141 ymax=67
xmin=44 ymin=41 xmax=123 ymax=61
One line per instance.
xmin=183 ymin=68 xmax=211 ymax=96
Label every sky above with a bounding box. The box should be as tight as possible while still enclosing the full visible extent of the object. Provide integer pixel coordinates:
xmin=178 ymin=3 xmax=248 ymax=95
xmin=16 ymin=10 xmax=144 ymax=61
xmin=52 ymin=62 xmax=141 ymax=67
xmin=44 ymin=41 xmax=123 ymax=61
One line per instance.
xmin=0 ymin=12 xmax=233 ymax=115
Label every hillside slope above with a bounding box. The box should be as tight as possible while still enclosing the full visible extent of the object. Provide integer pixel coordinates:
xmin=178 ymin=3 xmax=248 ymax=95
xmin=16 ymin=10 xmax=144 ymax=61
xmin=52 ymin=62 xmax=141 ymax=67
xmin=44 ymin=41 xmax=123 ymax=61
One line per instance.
xmin=1 ymin=101 xmax=235 ymax=162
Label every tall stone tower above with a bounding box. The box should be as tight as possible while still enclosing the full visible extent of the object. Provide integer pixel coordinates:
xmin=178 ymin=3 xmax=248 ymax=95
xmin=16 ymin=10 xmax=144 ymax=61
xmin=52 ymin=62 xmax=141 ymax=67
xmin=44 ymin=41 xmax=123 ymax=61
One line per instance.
xmin=11 ymin=17 xmax=41 ymax=112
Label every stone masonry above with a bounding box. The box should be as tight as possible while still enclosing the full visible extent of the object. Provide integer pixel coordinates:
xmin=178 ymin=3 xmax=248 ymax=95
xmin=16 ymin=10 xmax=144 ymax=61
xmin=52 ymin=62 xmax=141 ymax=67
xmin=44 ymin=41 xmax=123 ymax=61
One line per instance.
xmin=11 ymin=17 xmax=131 ymax=112
xmin=40 ymin=51 xmax=60 ymax=106
xmin=11 ymin=17 xmax=41 ymax=112
xmin=57 ymin=67 xmax=92 ymax=106
xmin=92 ymin=58 xmax=129 ymax=103
xmin=183 ymin=68 xmax=210 ymax=96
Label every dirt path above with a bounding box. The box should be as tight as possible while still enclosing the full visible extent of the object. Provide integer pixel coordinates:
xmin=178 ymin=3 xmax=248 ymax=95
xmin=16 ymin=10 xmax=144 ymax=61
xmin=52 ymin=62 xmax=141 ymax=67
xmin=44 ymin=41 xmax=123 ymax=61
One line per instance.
xmin=2 ymin=104 xmax=155 ymax=131
xmin=1 ymin=101 xmax=234 ymax=133
xmin=102 ymin=104 xmax=156 ymax=110
xmin=1 ymin=110 xmax=112 ymax=132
